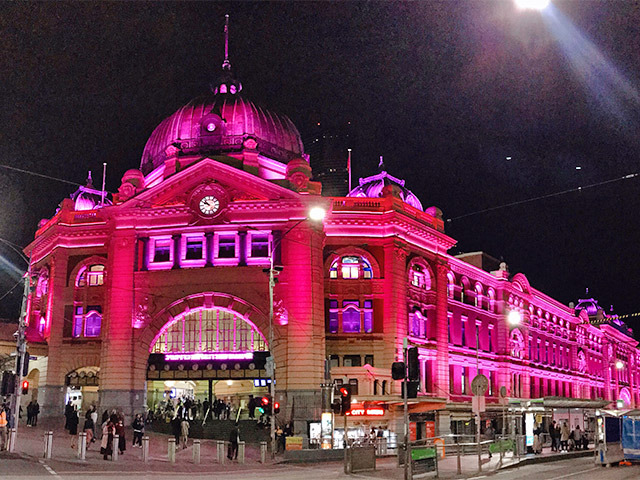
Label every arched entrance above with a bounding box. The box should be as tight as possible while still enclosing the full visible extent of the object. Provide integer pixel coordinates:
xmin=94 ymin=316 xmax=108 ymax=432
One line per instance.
xmin=66 ymin=366 xmax=100 ymax=412
xmin=146 ymin=296 xmax=271 ymax=420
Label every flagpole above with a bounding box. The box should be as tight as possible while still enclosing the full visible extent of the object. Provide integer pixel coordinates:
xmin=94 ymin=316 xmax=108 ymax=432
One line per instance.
xmin=347 ymin=148 xmax=352 ymax=193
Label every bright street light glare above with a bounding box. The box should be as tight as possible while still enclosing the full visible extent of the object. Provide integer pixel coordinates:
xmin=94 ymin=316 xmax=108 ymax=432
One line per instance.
xmin=309 ymin=206 xmax=326 ymax=222
xmin=616 ymin=360 xmax=624 ymax=370
xmin=507 ymin=311 xmax=522 ymax=326
xmin=514 ymin=0 xmax=550 ymax=10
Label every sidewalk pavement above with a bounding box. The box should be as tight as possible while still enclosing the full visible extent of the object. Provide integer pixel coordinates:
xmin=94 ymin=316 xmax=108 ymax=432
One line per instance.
xmin=2 ymin=421 xmax=271 ymax=473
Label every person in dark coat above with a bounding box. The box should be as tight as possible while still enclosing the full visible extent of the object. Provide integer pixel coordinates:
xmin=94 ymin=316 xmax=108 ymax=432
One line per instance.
xmin=64 ymin=401 xmax=74 ymax=431
xmin=228 ymin=423 xmax=239 ymax=460
xmin=68 ymin=409 xmax=79 ymax=449
xmin=115 ymin=419 xmax=126 ymax=454
xmin=171 ymin=415 xmax=181 ymax=444
xmin=32 ymin=401 xmax=40 ymax=426
xmin=101 ymin=420 xmax=114 ymax=460
xmin=132 ymin=414 xmax=144 ymax=447
xmin=248 ymin=396 xmax=256 ymax=419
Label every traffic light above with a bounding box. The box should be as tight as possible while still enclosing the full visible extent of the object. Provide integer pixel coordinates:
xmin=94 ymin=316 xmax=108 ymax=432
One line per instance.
xmin=21 ymin=380 xmax=29 ymax=395
xmin=331 ymin=398 xmax=341 ymax=414
xmin=339 ymin=385 xmax=352 ymax=415
xmin=260 ymin=395 xmax=272 ymax=415
xmin=391 ymin=361 xmax=405 ymax=380
xmin=16 ymin=352 xmax=29 ymax=377
xmin=407 ymin=347 xmax=419 ymax=381
xmin=273 ymin=401 xmax=280 ymax=414
xmin=1 ymin=372 xmax=15 ymax=396
xmin=402 ymin=380 xmax=419 ymax=399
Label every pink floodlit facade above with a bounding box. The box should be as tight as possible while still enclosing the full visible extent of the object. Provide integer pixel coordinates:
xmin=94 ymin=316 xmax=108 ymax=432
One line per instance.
xmin=21 ymin=59 xmax=640 ymax=442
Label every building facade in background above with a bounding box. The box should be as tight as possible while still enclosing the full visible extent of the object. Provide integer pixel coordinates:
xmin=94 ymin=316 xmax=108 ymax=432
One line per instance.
xmin=21 ymin=55 xmax=640 ymax=444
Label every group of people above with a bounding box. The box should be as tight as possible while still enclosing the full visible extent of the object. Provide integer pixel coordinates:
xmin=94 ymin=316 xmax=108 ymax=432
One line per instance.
xmin=548 ymin=421 xmax=589 ymax=452
xmin=63 ymin=403 xmax=147 ymax=460
xmin=25 ymin=400 xmax=40 ymax=427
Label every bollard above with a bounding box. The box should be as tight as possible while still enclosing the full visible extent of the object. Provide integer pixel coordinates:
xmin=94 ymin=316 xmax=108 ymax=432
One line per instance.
xmin=168 ymin=437 xmax=176 ymax=464
xmin=142 ymin=436 xmax=150 ymax=463
xmin=112 ymin=434 xmax=119 ymax=461
xmin=77 ymin=432 xmax=87 ymax=460
xmin=7 ymin=428 xmax=16 ymax=452
xmin=456 ymin=443 xmax=462 ymax=475
xmin=43 ymin=431 xmax=53 ymax=459
xmin=238 ymin=441 xmax=245 ymax=464
xmin=260 ymin=441 xmax=267 ymax=463
xmin=193 ymin=439 xmax=201 ymax=464
xmin=217 ymin=440 xmax=225 ymax=464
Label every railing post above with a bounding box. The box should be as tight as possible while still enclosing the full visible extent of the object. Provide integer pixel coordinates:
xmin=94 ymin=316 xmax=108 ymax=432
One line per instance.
xmin=217 ymin=440 xmax=225 ymax=464
xmin=43 ymin=431 xmax=53 ymax=459
xmin=260 ymin=441 xmax=267 ymax=463
xmin=192 ymin=439 xmax=201 ymax=464
xmin=168 ymin=437 xmax=176 ymax=464
xmin=77 ymin=432 xmax=87 ymax=460
xmin=142 ymin=436 xmax=149 ymax=463
xmin=238 ymin=441 xmax=245 ymax=464
xmin=112 ymin=434 xmax=119 ymax=461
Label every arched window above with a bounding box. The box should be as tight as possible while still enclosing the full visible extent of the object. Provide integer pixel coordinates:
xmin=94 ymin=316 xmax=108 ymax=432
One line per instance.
xmin=474 ymin=283 xmax=484 ymax=307
xmin=76 ymin=264 xmax=105 ymax=287
xmin=487 ymin=288 xmax=496 ymax=313
xmin=409 ymin=263 xmax=432 ymax=290
xmin=447 ymin=273 xmax=455 ymax=298
xmin=327 ymin=299 xmax=374 ymax=334
xmin=329 ymin=256 xmax=373 ymax=280
xmin=73 ymin=306 xmax=102 ymax=338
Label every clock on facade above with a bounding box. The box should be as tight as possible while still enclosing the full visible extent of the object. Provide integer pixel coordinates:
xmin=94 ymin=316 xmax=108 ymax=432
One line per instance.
xmin=199 ymin=195 xmax=220 ymax=215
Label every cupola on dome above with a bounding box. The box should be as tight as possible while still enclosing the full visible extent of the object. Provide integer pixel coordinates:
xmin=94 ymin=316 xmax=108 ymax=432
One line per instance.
xmin=140 ymin=15 xmax=304 ymax=176
xmin=347 ymin=160 xmax=423 ymax=211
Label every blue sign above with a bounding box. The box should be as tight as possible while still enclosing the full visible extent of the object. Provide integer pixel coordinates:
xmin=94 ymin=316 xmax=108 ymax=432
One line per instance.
xmin=622 ymin=417 xmax=640 ymax=461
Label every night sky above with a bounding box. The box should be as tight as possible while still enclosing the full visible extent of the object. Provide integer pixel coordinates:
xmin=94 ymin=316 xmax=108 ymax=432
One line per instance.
xmin=1 ymin=2 xmax=639 ymax=328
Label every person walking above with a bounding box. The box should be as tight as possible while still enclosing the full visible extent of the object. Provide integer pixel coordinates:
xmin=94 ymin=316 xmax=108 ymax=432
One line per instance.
xmin=68 ymin=408 xmax=79 ymax=449
xmin=132 ymin=414 xmax=144 ymax=447
xmin=83 ymin=414 xmax=94 ymax=446
xmin=180 ymin=418 xmax=190 ymax=449
xmin=26 ymin=400 xmax=34 ymax=427
xmin=227 ymin=422 xmax=239 ymax=460
xmin=64 ymin=401 xmax=74 ymax=431
xmin=573 ymin=425 xmax=582 ymax=450
xmin=90 ymin=407 xmax=98 ymax=443
xmin=560 ymin=421 xmax=570 ymax=451
xmin=171 ymin=415 xmax=181 ymax=444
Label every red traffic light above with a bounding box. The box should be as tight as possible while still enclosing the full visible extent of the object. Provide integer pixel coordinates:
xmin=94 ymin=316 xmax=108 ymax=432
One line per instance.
xmin=261 ymin=396 xmax=270 ymax=405
xmin=21 ymin=380 xmax=28 ymax=394
xmin=273 ymin=402 xmax=280 ymax=414
xmin=339 ymin=387 xmax=349 ymax=397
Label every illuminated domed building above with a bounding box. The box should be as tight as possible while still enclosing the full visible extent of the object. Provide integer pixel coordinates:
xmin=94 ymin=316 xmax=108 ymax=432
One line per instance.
xmin=22 ymin=21 xmax=640 ymax=447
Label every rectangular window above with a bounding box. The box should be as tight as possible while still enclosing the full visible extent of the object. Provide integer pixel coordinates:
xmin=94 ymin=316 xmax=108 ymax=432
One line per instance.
xmin=342 ymin=305 xmax=361 ymax=333
xmin=364 ymin=354 xmax=374 ymax=366
xmin=329 ymin=300 xmax=339 ymax=333
xmin=329 ymin=267 xmax=338 ymax=279
xmin=153 ymin=239 xmax=171 ymax=263
xmin=460 ymin=319 xmax=467 ymax=347
xmin=73 ymin=306 xmax=83 ymax=338
xmin=363 ymin=300 xmax=373 ymax=333
xmin=330 ymin=355 xmax=339 ymax=368
xmin=488 ymin=329 xmax=492 ymax=352
xmin=349 ymin=378 xmax=359 ymax=395
xmin=217 ymin=235 xmax=236 ymax=259
xmin=84 ymin=310 xmax=102 ymax=337
xmin=185 ymin=238 xmax=203 ymax=260
xmin=250 ymin=234 xmax=270 ymax=258
xmin=344 ymin=355 xmax=361 ymax=367
xmin=341 ymin=265 xmax=359 ymax=279
xmin=461 ymin=367 xmax=467 ymax=395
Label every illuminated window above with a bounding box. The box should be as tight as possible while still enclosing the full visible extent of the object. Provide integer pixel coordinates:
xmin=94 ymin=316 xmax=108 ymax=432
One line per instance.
xmin=153 ymin=240 xmax=171 ymax=263
xmin=73 ymin=306 xmax=83 ymax=337
xmin=329 ymin=256 xmax=373 ymax=280
xmin=327 ymin=299 xmax=374 ymax=334
xmin=217 ymin=234 xmax=237 ymax=259
xmin=76 ymin=265 xmax=105 ymax=287
xmin=84 ymin=310 xmax=102 ymax=337
xmin=342 ymin=302 xmax=361 ymax=333
xmin=329 ymin=300 xmax=339 ymax=333
xmin=248 ymin=232 xmax=270 ymax=259
xmin=410 ymin=310 xmax=426 ymax=338
xmin=363 ymin=300 xmax=373 ymax=333
xmin=185 ymin=237 xmax=204 ymax=260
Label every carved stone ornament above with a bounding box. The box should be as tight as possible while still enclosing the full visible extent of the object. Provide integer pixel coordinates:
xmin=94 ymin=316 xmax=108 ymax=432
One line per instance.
xmin=577 ymin=350 xmax=587 ymax=373
xmin=274 ymin=298 xmax=289 ymax=326
xmin=510 ymin=328 xmax=525 ymax=359
xmin=132 ymin=296 xmax=153 ymax=329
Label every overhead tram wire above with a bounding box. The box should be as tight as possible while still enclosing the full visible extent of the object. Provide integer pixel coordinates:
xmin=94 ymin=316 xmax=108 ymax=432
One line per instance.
xmin=0 ymin=164 xmax=83 ymax=187
xmin=446 ymin=173 xmax=639 ymax=224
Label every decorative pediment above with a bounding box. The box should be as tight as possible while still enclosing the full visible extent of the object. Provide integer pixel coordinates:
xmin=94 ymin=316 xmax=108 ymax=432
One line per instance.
xmin=124 ymin=156 xmax=300 ymax=211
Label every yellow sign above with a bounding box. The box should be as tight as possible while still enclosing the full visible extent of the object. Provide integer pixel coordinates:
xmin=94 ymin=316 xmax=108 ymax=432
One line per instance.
xmin=286 ymin=436 xmax=303 ymax=451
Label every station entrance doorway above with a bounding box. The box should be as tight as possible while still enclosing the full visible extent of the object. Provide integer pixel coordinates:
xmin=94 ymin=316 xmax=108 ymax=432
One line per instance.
xmin=147 ymin=305 xmax=271 ymax=421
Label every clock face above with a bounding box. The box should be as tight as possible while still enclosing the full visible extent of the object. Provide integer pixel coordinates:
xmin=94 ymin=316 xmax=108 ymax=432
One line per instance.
xmin=199 ymin=195 xmax=220 ymax=215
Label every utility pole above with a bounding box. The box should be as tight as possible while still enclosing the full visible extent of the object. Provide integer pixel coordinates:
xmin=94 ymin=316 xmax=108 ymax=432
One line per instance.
xmin=403 ymin=338 xmax=410 ymax=480
xmin=11 ymin=257 xmax=31 ymax=451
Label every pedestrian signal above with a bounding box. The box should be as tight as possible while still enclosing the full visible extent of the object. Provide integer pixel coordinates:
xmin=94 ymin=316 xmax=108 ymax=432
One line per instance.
xmin=21 ymin=380 xmax=29 ymax=395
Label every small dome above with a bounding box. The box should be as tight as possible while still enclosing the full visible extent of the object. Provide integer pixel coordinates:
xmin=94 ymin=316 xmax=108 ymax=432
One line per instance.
xmin=347 ymin=170 xmax=423 ymax=210
xmin=70 ymin=173 xmax=112 ymax=211
xmin=140 ymin=93 xmax=304 ymax=176
xmin=575 ymin=298 xmax=602 ymax=317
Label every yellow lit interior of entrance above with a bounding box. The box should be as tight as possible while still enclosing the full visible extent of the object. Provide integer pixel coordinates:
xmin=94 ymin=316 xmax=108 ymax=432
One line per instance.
xmin=151 ymin=307 xmax=268 ymax=354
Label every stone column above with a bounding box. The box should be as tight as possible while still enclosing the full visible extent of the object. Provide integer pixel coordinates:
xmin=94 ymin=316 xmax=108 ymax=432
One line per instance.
xmin=99 ymin=229 xmax=144 ymax=421
xmin=39 ymin=249 xmax=69 ymax=416
xmin=433 ymin=262 xmax=450 ymax=399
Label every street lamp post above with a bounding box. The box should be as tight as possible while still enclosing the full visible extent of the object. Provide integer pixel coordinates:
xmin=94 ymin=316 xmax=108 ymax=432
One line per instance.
xmin=266 ymin=206 xmax=326 ymax=457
